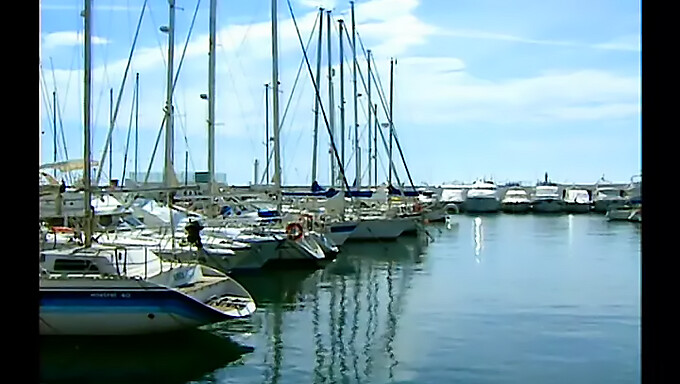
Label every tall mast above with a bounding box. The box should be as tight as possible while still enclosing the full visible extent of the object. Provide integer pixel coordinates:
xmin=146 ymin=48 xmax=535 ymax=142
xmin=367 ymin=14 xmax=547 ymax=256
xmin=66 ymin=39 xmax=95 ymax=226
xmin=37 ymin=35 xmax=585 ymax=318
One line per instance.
xmin=52 ymin=91 xmax=57 ymax=177
xmin=265 ymin=83 xmax=270 ymax=184
xmin=338 ymin=19 xmax=345 ymax=185
xmin=109 ymin=88 xmax=113 ymax=181
xmin=388 ymin=58 xmax=394 ymax=187
xmin=83 ymin=0 xmax=92 ymax=247
xmin=165 ymin=0 xmax=176 ymax=251
xmin=164 ymin=0 xmax=176 ymax=188
xmin=373 ymin=103 xmax=378 ymax=187
xmin=327 ymin=10 xmax=336 ymax=187
xmin=134 ymin=73 xmax=139 ymax=183
xmin=311 ymin=7 xmax=324 ymax=185
xmin=208 ymin=0 xmax=216 ymax=195
xmin=271 ymin=0 xmax=282 ymax=209
xmin=367 ymin=50 xmax=372 ymax=186
xmin=351 ymin=1 xmax=360 ymax=188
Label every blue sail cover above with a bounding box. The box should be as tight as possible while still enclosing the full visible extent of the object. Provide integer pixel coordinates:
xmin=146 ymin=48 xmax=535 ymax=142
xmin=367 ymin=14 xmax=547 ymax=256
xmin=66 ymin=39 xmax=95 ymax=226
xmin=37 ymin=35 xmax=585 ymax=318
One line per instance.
xmin=345 ymin=189 xmax=374 ymax=197
xmin=388 ymin=185 xmax=419 ymax=197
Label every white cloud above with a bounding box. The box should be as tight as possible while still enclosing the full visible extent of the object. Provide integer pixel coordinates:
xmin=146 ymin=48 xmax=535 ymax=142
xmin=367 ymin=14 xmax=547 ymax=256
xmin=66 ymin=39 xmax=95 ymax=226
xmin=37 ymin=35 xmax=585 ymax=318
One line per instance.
xmin=439 ymin=28 xmax=641 ymax=52
xmin=40 ymin=0 xmax=640 ymax=182
xmin=593 ymin=35 xmax=641 ymax=52
xmin=42 ymin=31 xmax=110 ymax=49
xmin=297 ymin=0 xmax=338 ymax=9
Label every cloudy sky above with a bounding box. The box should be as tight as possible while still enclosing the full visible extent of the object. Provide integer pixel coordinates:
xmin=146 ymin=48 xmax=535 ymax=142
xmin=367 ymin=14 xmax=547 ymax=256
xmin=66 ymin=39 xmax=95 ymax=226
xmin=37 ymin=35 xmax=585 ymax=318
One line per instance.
xmin=39 ymin=0 xmax=641 ymax=186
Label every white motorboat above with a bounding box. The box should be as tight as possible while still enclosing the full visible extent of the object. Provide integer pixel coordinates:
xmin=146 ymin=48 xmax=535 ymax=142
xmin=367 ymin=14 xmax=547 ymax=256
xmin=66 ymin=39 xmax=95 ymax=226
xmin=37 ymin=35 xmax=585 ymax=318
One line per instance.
xmin=501 ymin=188 xmax=531 ymax=213
xmin=563 ymin=187 xmax=592 ymax=213
xmin=438 ymin=185 xmax=467 ymax=213
xmin=593 ymin=187 xmax=626 ymax=213
xmin=463 ymin=180 xmax=500 ymax=213
xmin=606 ymin=204 xmax=642 ymax=222
xmin=531 ymin=184 xmax=565 ymax=213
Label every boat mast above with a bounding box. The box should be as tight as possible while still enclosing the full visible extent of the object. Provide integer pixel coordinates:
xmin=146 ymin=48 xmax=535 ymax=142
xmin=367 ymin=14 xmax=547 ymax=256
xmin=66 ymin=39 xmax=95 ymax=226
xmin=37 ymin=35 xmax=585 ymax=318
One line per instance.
xmin=208 ymin=0 xmax=216 ymax=196
xmin=327 ymin=10 xmax=336 ymax=187
xmin=351 ymin=1 xmax=360 ymax=188
xmin=388 ymin=58 xmax=394 ymax=187
xmin=135 ymin=73 xmax=139 ymax=183
xmin=265 ymin=83 xmax=270 ymax=184
xmin=373 ymin=103 xmax=378 ymax=187
xmin=366 ymin=50 xmax=372 ymax=187
xmin=165 ymin=0 xmax=176 ymax=249
xmin=164 ymin=0 xmax=176 ymax=188
xmin=52 ymin=91 xmax=57 ymax=177
xmin=338 ymin=19 xmax=345 ymax=185
xmin=83 ymin=0 xmax=93 ymax=247
xmin=271 ymin=0 xmax=282 ymax=210
xmin=109 ymin=88 xmax=113 ymax=182
xmin=311 ymin=7 xmax=324 ymax=185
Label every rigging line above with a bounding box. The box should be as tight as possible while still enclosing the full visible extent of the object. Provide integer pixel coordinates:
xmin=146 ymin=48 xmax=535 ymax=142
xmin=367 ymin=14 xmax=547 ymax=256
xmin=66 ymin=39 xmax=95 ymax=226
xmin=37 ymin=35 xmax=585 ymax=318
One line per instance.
xmin=48 ymin=54 xmax=72 ymax=161
xmin=216 ymin=0 xmax=262 ymax=121
xmin=95 ymin=0 xmax=148 ymax=184
xmin=121 ymin=79 xmax=137 ymax=184
xmin=280 ymin=10 xmax=319 ymax=131
xmin=258 ymin=13 xmax=319 ymax=185
xmin=353 ymin=47 xmax=415 ymax=191
xmin=282 ymin=73 xmax=310 ymax=180
xmin=48 ymin=58 xmax=65 ymax=161
xmin=286 ymin=0 xmax=352 ymax=193
xmin=146 ymin=2 xmax=168 ymax=70
xmin=142 ymin=0 xmax=203 ymax=184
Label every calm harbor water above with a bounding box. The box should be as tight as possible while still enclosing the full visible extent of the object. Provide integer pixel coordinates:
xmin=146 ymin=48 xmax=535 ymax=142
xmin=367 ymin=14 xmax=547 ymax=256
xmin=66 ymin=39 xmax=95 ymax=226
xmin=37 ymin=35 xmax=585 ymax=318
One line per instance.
xmin=40 ymin=214 xmax=641 ymax=384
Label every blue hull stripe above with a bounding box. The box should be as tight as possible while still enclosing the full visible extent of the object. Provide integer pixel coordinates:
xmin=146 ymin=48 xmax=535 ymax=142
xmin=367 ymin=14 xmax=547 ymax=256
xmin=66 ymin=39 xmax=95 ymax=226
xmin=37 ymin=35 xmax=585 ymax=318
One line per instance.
xmin=40 ymin=289 xmax=232 ymax=323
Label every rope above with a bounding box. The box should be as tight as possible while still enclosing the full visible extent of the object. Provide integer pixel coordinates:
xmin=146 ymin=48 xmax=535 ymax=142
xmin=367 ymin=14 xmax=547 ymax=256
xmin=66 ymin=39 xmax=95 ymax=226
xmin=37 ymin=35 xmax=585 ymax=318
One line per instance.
xmin=285 ymin=0 xmax=352 ymax=193
xmin=95 ymin=0 xmax=149 ymax=184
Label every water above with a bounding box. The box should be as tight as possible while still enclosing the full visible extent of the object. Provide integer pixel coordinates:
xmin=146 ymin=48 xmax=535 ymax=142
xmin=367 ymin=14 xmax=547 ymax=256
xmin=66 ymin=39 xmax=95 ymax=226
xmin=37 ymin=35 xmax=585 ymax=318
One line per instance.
xmin=40 ymin=214 xmax=641 ymax=383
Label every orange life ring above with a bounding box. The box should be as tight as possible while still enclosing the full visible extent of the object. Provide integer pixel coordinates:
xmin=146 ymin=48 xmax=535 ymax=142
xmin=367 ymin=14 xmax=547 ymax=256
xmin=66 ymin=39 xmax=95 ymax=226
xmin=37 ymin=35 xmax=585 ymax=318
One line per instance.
xmin=51 ymin=226 xmax=74 ymax=234
xmin=286 ymin=222 xmax=304 ymax=241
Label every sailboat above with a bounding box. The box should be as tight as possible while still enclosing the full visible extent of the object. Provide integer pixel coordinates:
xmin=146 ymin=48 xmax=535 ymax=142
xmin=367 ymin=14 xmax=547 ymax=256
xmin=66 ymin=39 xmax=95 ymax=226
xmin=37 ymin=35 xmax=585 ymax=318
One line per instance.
xmin=39 ymin=0 xmax=256 ymax=336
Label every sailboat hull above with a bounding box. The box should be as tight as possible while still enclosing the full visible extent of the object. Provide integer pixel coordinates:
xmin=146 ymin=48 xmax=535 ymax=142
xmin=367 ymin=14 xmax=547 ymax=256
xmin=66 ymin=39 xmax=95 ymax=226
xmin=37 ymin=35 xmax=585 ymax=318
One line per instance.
xmin=39 ymin=279 xmax=234 ymax=336
xmin=348 ymin=217 xmax=414 ymax=240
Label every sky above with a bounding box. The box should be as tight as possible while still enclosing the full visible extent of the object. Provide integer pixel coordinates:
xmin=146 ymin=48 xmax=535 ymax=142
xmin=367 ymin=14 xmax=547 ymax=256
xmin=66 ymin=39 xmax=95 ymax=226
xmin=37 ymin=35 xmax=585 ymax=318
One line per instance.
xmin=39 ymin=0 xmax=641 ymax=187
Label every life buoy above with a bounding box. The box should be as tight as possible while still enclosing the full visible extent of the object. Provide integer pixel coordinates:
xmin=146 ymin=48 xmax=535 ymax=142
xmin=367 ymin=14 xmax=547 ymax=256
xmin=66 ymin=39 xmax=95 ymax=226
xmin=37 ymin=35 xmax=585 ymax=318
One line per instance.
xmin=413 ymin=202 xmax=423 ymax=213
xmin=286 ymin=222 xmax=304 ymax=241
xmin=51 ymin=226 xmax=74 ymax=234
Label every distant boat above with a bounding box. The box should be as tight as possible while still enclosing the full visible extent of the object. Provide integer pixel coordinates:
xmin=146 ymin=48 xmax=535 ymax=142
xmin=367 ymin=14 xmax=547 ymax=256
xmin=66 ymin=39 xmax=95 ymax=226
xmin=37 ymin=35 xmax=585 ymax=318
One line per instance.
xmin=463 ymin=180 xmax=501 ymax=213
xmin=563 ymin=187 xmax=592 ymax=213
xmin=593 ymin=187 xmax=626 ymax=213
xmin=438 ymin=184 xmax=467 ymax=213
xmin=531 ymin=184 xmax=564 ymax=213
xmin=606 ymin=204 xmax=641 ymax=223
xmin=501 ymin=187 xmax=531 ymax=213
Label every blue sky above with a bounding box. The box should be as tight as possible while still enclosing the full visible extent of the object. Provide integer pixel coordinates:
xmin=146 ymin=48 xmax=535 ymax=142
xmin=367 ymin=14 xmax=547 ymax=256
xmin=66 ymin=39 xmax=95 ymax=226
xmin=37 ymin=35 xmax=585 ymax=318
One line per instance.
xmin=39 ymin=0 xmax=641 ymax=186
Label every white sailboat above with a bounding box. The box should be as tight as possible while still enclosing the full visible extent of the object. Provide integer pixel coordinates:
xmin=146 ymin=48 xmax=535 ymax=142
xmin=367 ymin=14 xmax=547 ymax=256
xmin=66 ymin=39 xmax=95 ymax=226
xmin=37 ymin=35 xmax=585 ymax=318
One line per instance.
xmin=39 ymin=0 xmax=256 ymax=336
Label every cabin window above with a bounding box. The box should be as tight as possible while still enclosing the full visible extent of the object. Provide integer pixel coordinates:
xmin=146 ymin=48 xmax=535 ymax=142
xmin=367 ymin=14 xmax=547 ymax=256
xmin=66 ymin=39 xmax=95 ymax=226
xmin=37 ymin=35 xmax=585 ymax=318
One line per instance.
xmin=53 ymin=259 xmax=100 ymax=272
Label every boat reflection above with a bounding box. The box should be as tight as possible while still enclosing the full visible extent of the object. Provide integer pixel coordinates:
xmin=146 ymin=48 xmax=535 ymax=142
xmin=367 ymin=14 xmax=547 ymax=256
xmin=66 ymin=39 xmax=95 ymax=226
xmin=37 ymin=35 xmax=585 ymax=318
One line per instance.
xmin=39 ymin=330 xmax=253 ymax=384
xmin=474 ymin=217 xmax=483 ymax=262
xmin=239 ymin=237 xmax=426 ymax=384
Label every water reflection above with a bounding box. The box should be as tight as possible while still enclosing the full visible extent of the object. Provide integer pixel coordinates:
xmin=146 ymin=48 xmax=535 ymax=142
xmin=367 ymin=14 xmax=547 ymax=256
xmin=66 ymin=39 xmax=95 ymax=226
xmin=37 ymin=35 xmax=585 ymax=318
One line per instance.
xmin=232 ymin=237 xmax=427 ymax=384
xmin=40 ymin=330 xmax=253 ymax=384
xmin=474 ymin=217 xmax=483 ymax=262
